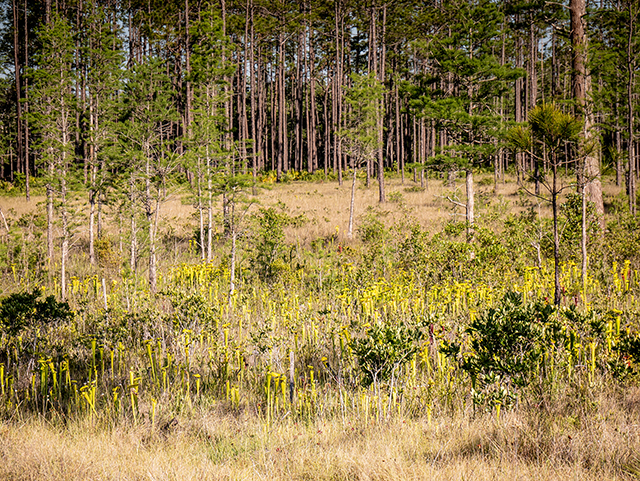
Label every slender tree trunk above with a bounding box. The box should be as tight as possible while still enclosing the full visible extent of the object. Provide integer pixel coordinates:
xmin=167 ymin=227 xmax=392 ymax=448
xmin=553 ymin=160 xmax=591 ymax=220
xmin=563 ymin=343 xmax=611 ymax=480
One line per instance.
xmin=466 ymin=169 xmax=474 ymax=241
xmin=256 ymin=43 xmax=265 ymax=171
xmin=145 ymin=151 xmax=157 ymax=293
xmin=277 ymin=26 xmax=286 ymax=180
xmin=129 ymin=174 xmax=137 ymax=272
xmin=323 ymin=87 xmax=329 ymax=178
xmin=528 ymin=17 xmax=537 ymax=113
xmin=295 ymin=28 xmax=303 ymax=172
xmin=185 ymin=0 xmax=192 ymax=146
xmin=627 ymin=0 xmax=637 ymax=216
xmin=305 ymin=11 xmax=317 ymax=174
xmin=89 ymin=172 xmax=97 ymax=265
xmin=552 ymin=162 xmax=561 ymax=305
xmin=23 ymin=0 xmax=30 ymax=200
xmin=347 ymin=166 xmax=357 ymax=239
xmin=515 ymin=29 xmax=524 ymax=180
xmin=377 ymin=3 xmax=386 ymax=203
xmin=334 ymin=0 xmax=343 ymax=185
xmin=61 ymin=174 xmax=69 ymax=300
xmin=581 ymin=174 xmax=588 ymax=297
xmin=228 ymin=201 xmax=236 ymax=308
xmin=12 ymin=0 xmax=23 ymax=181
xmin=198 ymin=160 xmax=205 ymax=260
xmin=249 ymin=2 xmax=259 ymax=180
xmin=47 ymin=152 xmax=54 ymax=265
xmin=240 ymin=1 xmax=249 ymax=175
xmin=60 ymin=92 xmax=70 ymax=300
xmin=570 ymin=0 xmax=604 ymax=224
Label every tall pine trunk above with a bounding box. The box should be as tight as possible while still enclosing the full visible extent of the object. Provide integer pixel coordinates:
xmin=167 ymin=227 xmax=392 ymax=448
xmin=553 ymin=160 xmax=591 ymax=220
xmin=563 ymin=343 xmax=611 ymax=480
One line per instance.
xmin=627 ymin=1 xmax=637 ymax=216
xmin=570 ymin=0 xmax=605 ymax=224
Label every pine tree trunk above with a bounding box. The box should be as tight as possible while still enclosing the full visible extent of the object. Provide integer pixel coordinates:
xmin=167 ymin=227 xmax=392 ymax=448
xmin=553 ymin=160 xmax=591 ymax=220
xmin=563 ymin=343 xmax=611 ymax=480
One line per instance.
xmin=185 ymin=0 xmax=192 ymax=147
xmin=627 ymin=1 xmax=637 ymax=216
xmin=570 ymin=0 xmax=605 ymax=224
xmin=334 ymin=0 xmax=343 ymax=185
xmin=60 ymin=89 xmax=70 ymax=300
xmin=466 ymin=169 xmax=474 ymax=240
xmin=89 ymin=184 xmax=96 ymax=265
xmin=277 ymin=27 xmax=286 ymax=180
xmin=61 ymin=175 xmax=69 ymax=300
xmin=377 ymin=4 xmax=386 ymax=204
xmin=145 ymin=152 xmax=157 ymax=293
xmin=347 ymin=166 xmax=357 ymax=239
xmin=206 ymin=130 xmax=213 ymax=261
xmin=12 ymin=0 xmax=23 ymax=182
xmin=307 ymin=20 xmax=318 ymax=173
xmin=129 ymin=174 xmax=136 ymax=272
xmin=296 ymin=29 xmax=304 ymax=172
xmin=47 ymin=153 xmax=54 ymax=266
xmin=241 ymin=2 xmax=250 ymax=176
xmin=23 ymin=0 xmax=30 ymax=200
xmin=552 ymin=161 xmax=561 ymax=305
xmin=249 ymin=2 xmax=259 ymax=178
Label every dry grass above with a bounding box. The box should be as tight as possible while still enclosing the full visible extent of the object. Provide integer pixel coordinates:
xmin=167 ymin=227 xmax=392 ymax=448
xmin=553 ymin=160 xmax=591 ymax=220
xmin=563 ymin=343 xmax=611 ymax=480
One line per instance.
xmin=2 ymin=385 xmax=640 ymax=481
xmin=0 ymin=171 xmax=625 ymax=253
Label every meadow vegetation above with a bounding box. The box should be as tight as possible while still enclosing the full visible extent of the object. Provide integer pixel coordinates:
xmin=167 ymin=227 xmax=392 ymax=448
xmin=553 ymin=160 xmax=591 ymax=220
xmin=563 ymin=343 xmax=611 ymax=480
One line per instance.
xmin=1 ymin=171 xmax=640 ymax=480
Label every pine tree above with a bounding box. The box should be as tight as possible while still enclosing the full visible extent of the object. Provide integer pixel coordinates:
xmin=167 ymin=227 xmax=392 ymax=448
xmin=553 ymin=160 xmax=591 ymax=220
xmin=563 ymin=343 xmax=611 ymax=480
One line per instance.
xmin=187 ymin=4 xmax=233 ymax=262
xmin=27 ymin=13 xmax=76 ymax=299
xmin=339 ymin=72 xmax=384 ymax=239
xmin=84 ymin=1 xmax=124 ymax=266
xmin=120 ymin=57 xmax=178 ymax=293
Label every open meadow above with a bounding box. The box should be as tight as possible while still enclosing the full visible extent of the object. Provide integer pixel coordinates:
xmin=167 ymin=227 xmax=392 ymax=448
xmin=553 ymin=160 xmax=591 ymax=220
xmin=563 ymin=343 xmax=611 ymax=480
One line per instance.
xmin=1 ymin=171 xmax=640 ymax=480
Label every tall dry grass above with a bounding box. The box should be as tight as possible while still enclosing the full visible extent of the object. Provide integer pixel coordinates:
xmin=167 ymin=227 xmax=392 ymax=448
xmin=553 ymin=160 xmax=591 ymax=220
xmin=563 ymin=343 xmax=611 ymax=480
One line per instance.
xmin=2 ymin=383 xmax=640 ymax=480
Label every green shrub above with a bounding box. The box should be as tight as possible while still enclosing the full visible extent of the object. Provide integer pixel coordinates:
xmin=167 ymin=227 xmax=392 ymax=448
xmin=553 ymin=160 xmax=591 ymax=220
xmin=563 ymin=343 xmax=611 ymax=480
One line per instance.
xmin=350 ymin=318 xmax=426 ymax=387
xmin=0 ymin=288 xmax=74 ymax=337
xmin=251 ymin=207 xmax=291 ymax=282
xmin=443 ymin=292 xmax=556 ymax=408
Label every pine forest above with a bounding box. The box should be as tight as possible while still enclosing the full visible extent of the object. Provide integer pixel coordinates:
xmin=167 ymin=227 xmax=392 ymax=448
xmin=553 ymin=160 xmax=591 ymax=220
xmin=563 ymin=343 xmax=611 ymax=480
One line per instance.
xmin=1 ymin=0 xmax=640 ymax=479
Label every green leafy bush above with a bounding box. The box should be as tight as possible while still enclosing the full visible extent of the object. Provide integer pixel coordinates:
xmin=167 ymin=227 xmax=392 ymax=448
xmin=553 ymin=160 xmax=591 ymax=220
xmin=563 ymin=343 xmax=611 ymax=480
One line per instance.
xmin=443 ymin=292 xmax=556 ymax=408
xmin=350 ymin=318 xmax=426 ymax=387
xmin=250 ymin=207 xmax=291 ymax=282
xmin=0 ymin=289 xmax=74 ymax=337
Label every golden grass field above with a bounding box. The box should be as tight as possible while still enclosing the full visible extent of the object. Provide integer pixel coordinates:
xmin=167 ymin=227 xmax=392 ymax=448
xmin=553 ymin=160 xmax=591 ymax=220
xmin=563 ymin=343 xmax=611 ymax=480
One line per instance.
xmin=3 ymin=386 xmax=640 ymax=481
xmin=2 ymin=170 xmax=615 ymax=253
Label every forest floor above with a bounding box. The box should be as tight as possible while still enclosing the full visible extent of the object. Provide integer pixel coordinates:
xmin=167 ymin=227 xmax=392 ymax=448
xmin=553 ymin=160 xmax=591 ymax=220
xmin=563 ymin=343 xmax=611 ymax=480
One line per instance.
xmin=1 ymin=170 xmax=608 ymax=254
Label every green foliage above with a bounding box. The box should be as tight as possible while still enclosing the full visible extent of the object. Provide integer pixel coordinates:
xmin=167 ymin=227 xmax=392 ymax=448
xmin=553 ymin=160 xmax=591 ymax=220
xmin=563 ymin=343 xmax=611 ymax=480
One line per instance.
xmin=444 ymin=293 xmax=557 ymax=407
xmin=398 ymin=224 xmax=429 ymax=272
xmin=614 ymin=331 xmax=640 ymax=377
xmin=560 ymin=193 xmax=601 ymax=260
xmin=356 ymin=208 xmax=393 ymax=278
xmin=95 ymin=238 xmax=120 ymax=269
xmin=27 ymin=13 xmax=76 ymax=183
xmin=506 ymin=103 xmax=582 ymax=166
xmin=163 ymin=291 xmax=218 ymax=334
xmin=528 ymin=103 xmax=582 ymax=149
xmin=350 ymin=317 xmax=426 ymax=387
xmin=250 ymin=207 xmax=291 ymax=282
xmin=0 ymin=289 xmax=73 ymax=337
xmin=339 ymin=72 xmax=385 ymax=165
xmin=603 ymin=200 xmax=640 ymax=263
